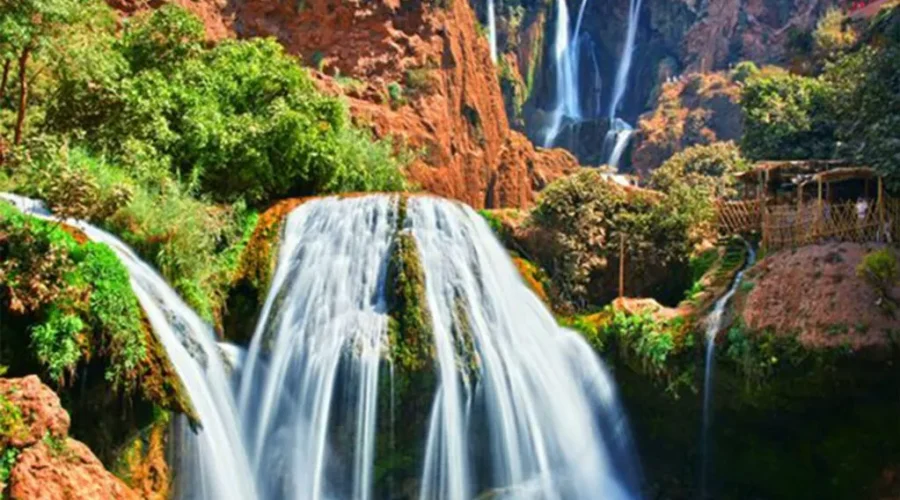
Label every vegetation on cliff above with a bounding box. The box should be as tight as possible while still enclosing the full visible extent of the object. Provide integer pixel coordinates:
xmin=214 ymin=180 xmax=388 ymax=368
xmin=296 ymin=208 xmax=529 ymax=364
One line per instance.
xmin=1 ymin=1 xmax=411 ymax=322
xmin=739 ymin=5 xmax=900 ymax=190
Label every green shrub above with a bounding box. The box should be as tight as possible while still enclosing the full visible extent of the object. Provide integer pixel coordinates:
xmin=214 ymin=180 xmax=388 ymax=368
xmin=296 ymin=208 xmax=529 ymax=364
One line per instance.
xmin=603 ymin=310 xmax=676 ymax=376
xmin=387 ymin=82 xmax=406 ymax=108
xmin=529 ymin=171 xmax=693 ymax=309
xmin=857 ymin=248 xmax=899 ymax=311
xmin=405 ymin=68 xmax=437 ymax=94
xmin=30 ymin=310 xmax=85 ymax=385
xmin=813 ymin=8 xmax=857 ymax=64
xmin=731 ymin=61 xmax=760 ymax=84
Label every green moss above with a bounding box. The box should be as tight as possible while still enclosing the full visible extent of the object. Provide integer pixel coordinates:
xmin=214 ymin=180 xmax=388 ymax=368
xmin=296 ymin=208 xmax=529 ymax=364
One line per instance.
xmin=386 ymin=231 xmax=434 ymax=372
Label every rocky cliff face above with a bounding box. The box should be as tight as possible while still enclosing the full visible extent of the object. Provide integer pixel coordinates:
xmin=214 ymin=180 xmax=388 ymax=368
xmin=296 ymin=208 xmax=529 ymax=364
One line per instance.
xmin=0 ymin=376 xmax=138 ymax=499
xmin=113 ymin=0 xmax=578 ymax=209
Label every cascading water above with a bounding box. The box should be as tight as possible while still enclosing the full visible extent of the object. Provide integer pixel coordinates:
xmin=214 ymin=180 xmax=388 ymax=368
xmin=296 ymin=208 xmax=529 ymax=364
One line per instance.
xmin=604 ymin=0 xmax=643 ymax=168
xmin=699 ymin=240 xmax=756 ymax=499
xmin=1 ymin=194 xmax=257 ymax=500
xmin=3 ymin=193 xmax=642 ymax=499
xmin=409 ymin=197 xmax=641 ymax=499
xmin=488 ymin=0 xmax=498 ymax=63
xmin=604 ymin=118 xmax=635 ymax=169
xmin=236 ymin=196 xmax=396 ymax=500
xmin=543 ymin=0 xmax=591 ymax=147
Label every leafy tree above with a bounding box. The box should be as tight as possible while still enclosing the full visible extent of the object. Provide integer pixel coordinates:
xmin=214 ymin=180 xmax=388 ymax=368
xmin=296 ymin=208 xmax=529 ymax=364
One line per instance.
xmin=650 ymin=141 xmax=750 ymax=241
xmin=118 ymin=4 xmax=204 ymax=73
xmin=0 ymin=0 xmax=79 ymax=147
xmin=649 ymin=141 xmax=749 ymax=197
xmin=827 ymin=7 xmax=900 ymax=191
xmin=528 ymin=171 xmax=693 ymax=309
xmin=740 ymin=70 xmax=837 ymax=160
xmin=813 ymin=8 xmax=857 ymax=65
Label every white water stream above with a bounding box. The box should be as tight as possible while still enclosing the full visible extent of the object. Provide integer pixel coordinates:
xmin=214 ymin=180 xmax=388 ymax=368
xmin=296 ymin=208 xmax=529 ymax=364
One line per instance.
xmin=700 ymin=240 xmax=756 ymax=499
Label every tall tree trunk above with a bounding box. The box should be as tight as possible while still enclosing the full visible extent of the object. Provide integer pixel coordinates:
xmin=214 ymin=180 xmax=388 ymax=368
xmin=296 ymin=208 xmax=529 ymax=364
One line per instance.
xmin=0 ymin=59 xmax=10 ymax=105
xmin=14 ymin=48 xmax=30 ymax=146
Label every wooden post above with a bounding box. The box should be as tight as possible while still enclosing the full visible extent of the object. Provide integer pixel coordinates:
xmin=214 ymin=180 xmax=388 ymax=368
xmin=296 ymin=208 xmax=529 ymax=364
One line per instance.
xmin=619 ymin=232 xmax=625 ymax=300
xmin=878 ymin=176 xmax=885 ymax=243
xmin=798 ymin=183 xmax=806 ymax=246
xmin=816 ymin=177 xmax=823 ymax=242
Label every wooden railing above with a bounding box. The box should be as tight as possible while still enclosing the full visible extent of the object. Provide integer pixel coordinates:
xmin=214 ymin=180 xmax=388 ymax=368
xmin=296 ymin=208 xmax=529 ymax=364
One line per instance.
xmin=716 ymin=200 xmax=761 ymax=235
xmin=716 ymin=198 xmax=899 ymax=251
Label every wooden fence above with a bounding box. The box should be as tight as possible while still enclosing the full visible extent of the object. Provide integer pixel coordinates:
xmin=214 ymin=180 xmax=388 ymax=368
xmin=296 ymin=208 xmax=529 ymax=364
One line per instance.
xmin=716 ymin=200 xmax=761 ymax=235
xmin=716 ymin=198 xmax=899 ymax=251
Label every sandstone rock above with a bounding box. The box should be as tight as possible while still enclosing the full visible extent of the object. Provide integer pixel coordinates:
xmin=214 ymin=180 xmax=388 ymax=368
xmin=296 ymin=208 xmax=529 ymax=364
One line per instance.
xmin=0 ymin=376 xmax=69 ymax=449
xmin=9 ymin=440 xmax=138 ymax=500
xmin=0 ymin=377 xmax=138 ymax=500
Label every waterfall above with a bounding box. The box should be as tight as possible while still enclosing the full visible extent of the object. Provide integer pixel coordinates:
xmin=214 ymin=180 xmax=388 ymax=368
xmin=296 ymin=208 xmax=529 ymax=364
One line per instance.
xmin=609 ymin=0 xmax=643 ymax=121
xmin=605 ymin=118 xmax=635 ymax=169
xmin=409 ymin=197 xmax=641 ymax=499
xmin=488 ymin=0 xmax=498 ymax=63
xmin=604 ymin=0 xmax=643 ymax=167
xmin=544 ymin=0 xmax=591 ymax=147
xmin=1 ymin=194 xmax=257 ymax=500
xmin=2 ymin=193 xmax=643 ymax=499
xmin=699 ymin=241 xmax=756 ymax=499
xmin=236 ymin=196 xmax=395 ymax=500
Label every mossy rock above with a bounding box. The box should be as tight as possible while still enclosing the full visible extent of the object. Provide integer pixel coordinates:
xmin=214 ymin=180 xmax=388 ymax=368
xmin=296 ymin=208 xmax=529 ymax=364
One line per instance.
xmin=224 ymin=198 xmax=306 ymax=344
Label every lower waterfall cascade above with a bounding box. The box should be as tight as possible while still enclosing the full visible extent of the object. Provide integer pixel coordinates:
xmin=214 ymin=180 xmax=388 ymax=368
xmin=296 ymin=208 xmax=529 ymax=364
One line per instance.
xmin=1 ymin=193 xmax=642 ymax=500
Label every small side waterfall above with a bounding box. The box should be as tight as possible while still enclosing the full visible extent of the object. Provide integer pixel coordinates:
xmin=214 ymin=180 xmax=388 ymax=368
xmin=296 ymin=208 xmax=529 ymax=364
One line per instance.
xmin=488 ymin=0 xmax=498 ymax=63
xmin=604 ymin=118 xmax=635 ymax=169
xmin=1 ymin=194 xmax=257 ymax=500
xmin=604 ymin=0 xmax=643 ymax=168
xmin=700 ymin=241 xmax=756 ymax=499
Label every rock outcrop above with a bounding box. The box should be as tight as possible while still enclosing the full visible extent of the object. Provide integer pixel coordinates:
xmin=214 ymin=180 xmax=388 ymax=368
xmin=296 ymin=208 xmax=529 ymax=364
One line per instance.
xmin=110 ymin=0 xmax=578 ymax=209
xmin=737 ymin=242 xmax=900 ymax=351
xmin=0 ymin=376 xmax=138 ymax=500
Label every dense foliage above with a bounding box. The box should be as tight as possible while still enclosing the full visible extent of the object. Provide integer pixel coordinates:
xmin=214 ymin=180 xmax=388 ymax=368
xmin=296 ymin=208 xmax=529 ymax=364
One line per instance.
xmin=650 ymin=141 xmax=750 ymax=239
xmin=739 ymin=5 xmax=900 ymax=190
xmin=0 ymin=204 xmax=190 ymax=411
xmin=740 ymin=68 xmax=837 ymax=160
xmin=0 ymin=2 xmax=411 ymax=320
xmin=528 ymin=171 xmax=694 ymax=309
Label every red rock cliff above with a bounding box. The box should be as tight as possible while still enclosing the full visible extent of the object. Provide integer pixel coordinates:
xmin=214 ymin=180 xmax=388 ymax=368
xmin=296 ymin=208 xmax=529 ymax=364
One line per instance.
xmin=111 ymin=0 xmax=577 ymax=208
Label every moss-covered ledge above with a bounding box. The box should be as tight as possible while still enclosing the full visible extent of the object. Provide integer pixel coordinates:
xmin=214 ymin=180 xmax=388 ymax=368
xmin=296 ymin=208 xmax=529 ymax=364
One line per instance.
xmin=223 ymin=197 xmax=308 ymax=344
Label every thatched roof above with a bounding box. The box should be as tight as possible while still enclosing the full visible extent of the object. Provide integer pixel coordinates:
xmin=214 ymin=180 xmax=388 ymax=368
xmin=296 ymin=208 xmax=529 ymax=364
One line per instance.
xmin=736 ymin=160 xmax=877 ymax=188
